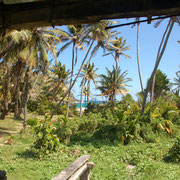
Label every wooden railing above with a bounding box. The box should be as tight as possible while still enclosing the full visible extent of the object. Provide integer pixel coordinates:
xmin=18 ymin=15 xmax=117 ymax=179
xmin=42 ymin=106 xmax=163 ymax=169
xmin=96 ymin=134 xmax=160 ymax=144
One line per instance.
xmin=51 ymin=155 xmax=94 ymax=180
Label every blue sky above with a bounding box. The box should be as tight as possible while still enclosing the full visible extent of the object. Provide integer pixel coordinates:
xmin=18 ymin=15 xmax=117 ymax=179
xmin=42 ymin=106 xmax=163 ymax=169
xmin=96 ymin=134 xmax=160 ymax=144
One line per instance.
xmin=56 ymin=18 xmax=180 ymax=101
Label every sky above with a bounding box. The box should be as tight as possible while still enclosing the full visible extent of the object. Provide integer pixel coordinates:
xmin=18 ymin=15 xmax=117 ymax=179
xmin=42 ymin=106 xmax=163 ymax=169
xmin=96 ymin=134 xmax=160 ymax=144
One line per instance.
xmin=55 ymin=18 xmax=180 ymax=102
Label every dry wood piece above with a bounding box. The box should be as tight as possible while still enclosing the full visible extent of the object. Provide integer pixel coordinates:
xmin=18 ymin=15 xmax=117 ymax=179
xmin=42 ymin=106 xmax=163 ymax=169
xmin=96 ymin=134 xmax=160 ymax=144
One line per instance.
xmin=51 ymin=155 xmax=94 ymax=180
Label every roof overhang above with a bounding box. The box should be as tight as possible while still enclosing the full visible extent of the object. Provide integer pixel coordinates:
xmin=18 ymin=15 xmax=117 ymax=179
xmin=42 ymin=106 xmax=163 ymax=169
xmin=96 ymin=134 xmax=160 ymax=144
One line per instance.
xmin=0 ymin=0 xmax=180 ymax=29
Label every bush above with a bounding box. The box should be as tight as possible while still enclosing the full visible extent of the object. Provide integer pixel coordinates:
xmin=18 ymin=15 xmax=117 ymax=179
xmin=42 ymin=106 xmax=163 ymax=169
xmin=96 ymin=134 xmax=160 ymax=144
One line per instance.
xmin=93 ymin=125 xmax=124 ymax=143
xmin=84 ymin=102 xmax=99 ymax=114
xmin=27 ymin=118 xmax=39 ymax=127
xmin=165 ymin=137 xmax=180 ymax=163
xmin=55 ymin=116 xmax=79 ymax=144
xmin=36 ymin=97 xmax=56 ymax=115
xmin=27 ymin=99 xmax=38 ymax=112
xmin=78 ymin=112 xmax=106 ymax=134
xmin=30 ymin=114 xmax=60 ymax=157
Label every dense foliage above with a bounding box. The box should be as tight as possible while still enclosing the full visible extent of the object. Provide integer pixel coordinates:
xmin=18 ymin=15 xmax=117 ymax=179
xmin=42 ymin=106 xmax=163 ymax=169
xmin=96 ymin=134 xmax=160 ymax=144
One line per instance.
xmin=26 ymin=93 xmax=179 ymax=157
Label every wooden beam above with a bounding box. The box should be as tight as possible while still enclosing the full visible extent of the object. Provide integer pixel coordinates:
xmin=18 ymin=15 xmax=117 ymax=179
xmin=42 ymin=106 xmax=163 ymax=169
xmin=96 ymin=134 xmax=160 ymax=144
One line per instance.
xmin=0 ymin=0 xmax=180 ymax=29
xmin=51 ymin=155 xmax=90 ymax=180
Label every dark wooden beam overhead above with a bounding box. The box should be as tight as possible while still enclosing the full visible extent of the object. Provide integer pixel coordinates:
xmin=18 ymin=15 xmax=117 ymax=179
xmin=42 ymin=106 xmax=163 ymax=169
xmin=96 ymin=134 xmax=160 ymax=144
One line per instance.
xmin=0 ymin=0 xmax=180 ymax=29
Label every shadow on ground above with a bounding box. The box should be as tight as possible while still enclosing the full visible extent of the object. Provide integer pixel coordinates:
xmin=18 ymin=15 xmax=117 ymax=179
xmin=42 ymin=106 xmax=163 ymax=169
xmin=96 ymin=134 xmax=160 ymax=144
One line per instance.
xmin=69 ymin=134 xmax=120 ymax=148
xmin=16 ymin=149 xmax=36 ymax=159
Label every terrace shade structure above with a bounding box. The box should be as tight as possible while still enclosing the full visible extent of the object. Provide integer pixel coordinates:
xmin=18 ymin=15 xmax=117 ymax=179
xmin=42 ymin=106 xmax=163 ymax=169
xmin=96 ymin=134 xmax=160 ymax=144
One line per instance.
xmin=0 ymin=0 xmax=180 ymax=30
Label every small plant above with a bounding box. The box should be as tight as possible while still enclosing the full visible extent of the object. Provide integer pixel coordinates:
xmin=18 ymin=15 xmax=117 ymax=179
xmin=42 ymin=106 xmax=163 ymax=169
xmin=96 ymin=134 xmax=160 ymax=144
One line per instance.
xmin=55 ymin=116 xmax=79 ymax=144
xmin=165 ymin=137 xmax=180 ymax=163
xmin=30 ymin=114 xmax=60 ymax=157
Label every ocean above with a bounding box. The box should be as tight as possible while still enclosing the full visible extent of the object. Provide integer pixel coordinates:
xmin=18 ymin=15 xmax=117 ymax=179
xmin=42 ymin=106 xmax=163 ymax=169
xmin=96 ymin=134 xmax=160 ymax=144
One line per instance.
xmin=75 ymin=101 xmax=106 ymax=108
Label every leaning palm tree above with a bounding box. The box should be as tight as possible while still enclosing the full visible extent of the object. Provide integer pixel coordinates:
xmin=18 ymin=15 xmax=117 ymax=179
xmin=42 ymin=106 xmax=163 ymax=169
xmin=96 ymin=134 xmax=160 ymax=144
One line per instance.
xmin=150 ymin=17 xmax=180 ymax=103
xmin=0 ymin=29 xmax=31 ymax=119
xmin=51 ymin=20 xmax=116 ymax=119
xmin=97 ymin=66 xmax=132 ymax=102
xmin=141 ymin=17 xmax=179 ymax=115
xmin=19 ymin=27 xmax=65 ymax=127
xmin=58 ymin=25 xmax=87 ymax=117
xmin=136 ymin=18 xmax=144 ymax=93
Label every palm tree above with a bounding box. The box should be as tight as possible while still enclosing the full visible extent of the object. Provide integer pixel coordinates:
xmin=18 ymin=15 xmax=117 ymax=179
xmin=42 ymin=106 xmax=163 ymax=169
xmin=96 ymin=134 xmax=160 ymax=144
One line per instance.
xmin=85 ymin=20 xmax=118 ymax=63
xmin=97 ymin=66 xmax=132 ymax=102
xmin=20 ymin=28 xmax=65 ymax=127
xmin=105 ymin=37 xmax=131 ymax=101
xmin=136 ymin=19 xmax=144 ymax=93
xmin=0 ymin=58 xmax=11 ymax=119
xmin=79 ymin=62 xmax=98 ymax=116
xmin=141 ymin=17 xmax=176 ymax=115
xmin=58 ymin=25 xmax=87 ymax=117
xmin=51 ymin=21 xmax=116 ymax=119
xmin=0 ymin=28 xmax=65 ymax=123
xmin=0 ymin=29 xmax=31 ymax=119
xmin=48 ymin=62 xmax=70 ymax=102
xmin=173 ymin=68 xmax=180 ymax=92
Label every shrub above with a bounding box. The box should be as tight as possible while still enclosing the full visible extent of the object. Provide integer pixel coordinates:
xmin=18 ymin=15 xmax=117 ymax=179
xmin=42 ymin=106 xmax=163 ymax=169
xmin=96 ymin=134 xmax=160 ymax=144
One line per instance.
xmin=93 ymin=125 xmax=124 ymax=143
xmin=84 ymin=102 xmax=99 ymax=114
xmin=55 ymin=116 xmax=79 ymax=144
xmin=30 ymin=114 xmax=60 ymax=157
xmin=27 ymin=99 xmax=38 ymax=112
xmin=27 ymin=118 xmax=39 ymax=127
xmin=165 ymin=137 xmax=180 ymax=163
xmin=78 ymin=112 xmax=106 ymax=134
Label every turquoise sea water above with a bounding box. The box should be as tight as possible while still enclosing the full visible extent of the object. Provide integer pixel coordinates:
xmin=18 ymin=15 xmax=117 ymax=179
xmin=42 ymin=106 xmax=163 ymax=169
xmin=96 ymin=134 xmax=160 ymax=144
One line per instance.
xmin=75 ymin=101 xmax=106 ymax=108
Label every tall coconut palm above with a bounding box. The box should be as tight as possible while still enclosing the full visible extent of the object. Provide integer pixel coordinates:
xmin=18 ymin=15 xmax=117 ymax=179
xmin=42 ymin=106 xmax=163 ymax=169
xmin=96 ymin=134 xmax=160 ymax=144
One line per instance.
xmin=150 ymin=17 xmax=180 ymax=103
xmin=85 ymin=20 xmax=118 ymax=63
xmin=79 ymin=62 xmax=98 ymax=116
xmin=19 ymin=27 xmax=65 ymax=127
xmin=0 ymin=29 xmax=31 ymax=119
xmin=141 ymin=18 xmax=176 ymax=115
xmin=136 ymin=19 xmax=144 ymax=93
xmin=0 ymin=28 xmax=65 ymax=122
xmin=105 ymin=37 xmax=131 ymax=101
xmin=97 ymin=66 xmax=132 ymax=102
xmin=58 ymin=25 xmax=87 ymax=117
xmin=0 ymin=58 xmax=11 ymax=119
xmin=51 ymin=21 xmax=116 ymax=119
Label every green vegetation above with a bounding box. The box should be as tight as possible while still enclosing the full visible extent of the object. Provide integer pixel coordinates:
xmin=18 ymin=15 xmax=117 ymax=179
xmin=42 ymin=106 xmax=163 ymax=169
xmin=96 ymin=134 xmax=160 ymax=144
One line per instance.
xmin=0 ymin=18 xmax=180 ymax=180
xmin=0 ymin=114 xmax=179 ymax=180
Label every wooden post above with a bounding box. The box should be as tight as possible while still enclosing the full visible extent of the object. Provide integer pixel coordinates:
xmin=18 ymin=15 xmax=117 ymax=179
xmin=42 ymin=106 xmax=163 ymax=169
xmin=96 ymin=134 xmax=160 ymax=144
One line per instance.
xmin=80 ymin=162 xmax=94 ymax=180
xmin=0 ymin=170 xmax=7 ymax=180
xmin=51 ymin=155 xmax=94 ymax=180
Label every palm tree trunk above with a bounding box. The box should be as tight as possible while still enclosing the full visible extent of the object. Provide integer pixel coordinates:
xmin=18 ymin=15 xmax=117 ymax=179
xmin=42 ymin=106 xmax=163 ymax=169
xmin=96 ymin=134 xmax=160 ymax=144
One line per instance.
xmin=14 ymin=76 xmax=20 ymax=119
xmin=0 ymin=60 xmax=10 ymax=119
xmin=136 ymin=21 xmax=144 ymax=93
xmin=27 ymin=71 xmax=40 ymax=102
xmin=87 ymin=80 xmax=90 ymax=104
xmin=66 ymin=42 xmax=75 ymax=118
xmin=114 ymin=55 xmax=119 ymax=102
xmin=150 ymin=74 xmax=156 ymax=102
xmin=17 ymin=71 xmax=40 ymax=119
xmin=80 ymin=77 xmax=85 ymax=117
xmin=17 ymin=81 xmax=25 ymax=119
xmin=50 ymin=39 xmax=95 ymax=120
xmin=141 ymin=20 xmax=174 ymax=115
xmin=150 ymin=21 xmax=170 ymax=103
xmin=23 ymin=67 xmax=30 ymax=129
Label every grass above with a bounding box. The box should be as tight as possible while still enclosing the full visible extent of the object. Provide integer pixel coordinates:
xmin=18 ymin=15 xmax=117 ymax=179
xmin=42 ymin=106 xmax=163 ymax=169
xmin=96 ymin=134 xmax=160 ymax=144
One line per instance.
xmin=0 ymin=114 xmax=179 ymax=180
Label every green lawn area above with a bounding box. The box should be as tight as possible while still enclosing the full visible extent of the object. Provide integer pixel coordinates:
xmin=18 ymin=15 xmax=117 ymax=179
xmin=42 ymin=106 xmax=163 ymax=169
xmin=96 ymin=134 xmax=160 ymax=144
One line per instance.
xmin=0 ymin=115 xmax=179 ymax=180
